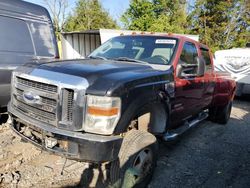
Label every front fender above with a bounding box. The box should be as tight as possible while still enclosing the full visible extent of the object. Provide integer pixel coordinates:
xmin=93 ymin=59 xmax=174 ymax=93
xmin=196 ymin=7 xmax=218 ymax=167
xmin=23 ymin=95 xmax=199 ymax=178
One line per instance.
xmin=113 ymin=86 xmax=170 ymax=134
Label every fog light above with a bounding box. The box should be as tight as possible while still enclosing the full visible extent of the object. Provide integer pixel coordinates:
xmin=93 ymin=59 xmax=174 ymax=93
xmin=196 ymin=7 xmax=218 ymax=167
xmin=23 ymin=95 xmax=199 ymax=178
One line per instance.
xmin=45 ymin=137 xmax=57 ymax=149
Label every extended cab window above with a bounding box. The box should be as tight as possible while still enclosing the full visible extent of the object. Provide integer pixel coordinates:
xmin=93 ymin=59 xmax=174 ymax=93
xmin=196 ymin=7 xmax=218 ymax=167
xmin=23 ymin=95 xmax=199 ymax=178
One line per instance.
xmin=0 ymin=16 xmax=34 ymax=54
xmin=90 ymin=36 xmax=178 ymax=65
xmin=200 ymin=47 xmax=212 ymax=72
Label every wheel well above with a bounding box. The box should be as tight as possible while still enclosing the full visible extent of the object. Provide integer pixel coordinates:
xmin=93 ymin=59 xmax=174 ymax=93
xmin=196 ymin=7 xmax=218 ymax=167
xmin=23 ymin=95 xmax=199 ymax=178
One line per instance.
xmin=129 ymin=102 xmax=168 ymax=134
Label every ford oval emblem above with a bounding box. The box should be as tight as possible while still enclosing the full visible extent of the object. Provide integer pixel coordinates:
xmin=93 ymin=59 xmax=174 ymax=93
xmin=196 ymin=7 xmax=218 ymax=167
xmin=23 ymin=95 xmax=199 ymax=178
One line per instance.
xmin=23 ymin=91 xmax=41 ymax=104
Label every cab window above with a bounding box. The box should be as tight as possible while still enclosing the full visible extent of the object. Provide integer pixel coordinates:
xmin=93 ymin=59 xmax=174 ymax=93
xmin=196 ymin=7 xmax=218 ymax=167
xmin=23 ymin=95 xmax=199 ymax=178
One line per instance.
xmin=179 ymin=42 xmax=198 ymax=74
xmin=200 ymin=48 xmax=212 ymax=72
xmin=180 ymin=42 xmax=198 ymax=64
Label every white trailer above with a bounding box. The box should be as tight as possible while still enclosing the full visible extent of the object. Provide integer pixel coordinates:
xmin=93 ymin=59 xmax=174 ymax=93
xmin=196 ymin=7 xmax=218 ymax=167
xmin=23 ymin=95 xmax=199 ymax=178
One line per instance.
xmin=61 ymin=29 xmax=199 ymax=59
xmin=214 ymin=47 xmax=250 ymax=96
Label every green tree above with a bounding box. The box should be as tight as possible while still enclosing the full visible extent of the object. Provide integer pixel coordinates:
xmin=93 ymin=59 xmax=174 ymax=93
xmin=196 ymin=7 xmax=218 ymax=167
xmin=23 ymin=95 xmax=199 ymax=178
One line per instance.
xmin=231 ymin=0 xmax=250 ymax=47
xmin=121 ymin=0 xmax=155 ymax=31
xmin=121 ymin=0 xmax=188 ymax=33
xmin=188 ymin=0 xmax=250 ymax=51
xmin=151 ymin=0 xmax=188 ymax=33
xmin=64 ymin=0 xmax=118 ymax=31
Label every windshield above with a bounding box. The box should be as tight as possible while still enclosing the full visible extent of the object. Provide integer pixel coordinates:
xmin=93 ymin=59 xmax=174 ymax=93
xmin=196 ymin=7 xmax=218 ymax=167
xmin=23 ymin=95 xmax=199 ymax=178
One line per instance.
xmin=89 ymin=36 xmax=178 ymax=65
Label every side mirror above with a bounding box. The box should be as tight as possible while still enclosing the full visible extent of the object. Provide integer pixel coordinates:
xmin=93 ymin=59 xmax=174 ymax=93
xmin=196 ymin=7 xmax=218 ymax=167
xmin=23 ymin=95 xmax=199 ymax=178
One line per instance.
xmin=176 ymin=62 xmax=196 ymax=78
xmin=196 ymin=57 xmax=206 ymax=77
xmin=177 ymin=57 xmax=206 ymax=78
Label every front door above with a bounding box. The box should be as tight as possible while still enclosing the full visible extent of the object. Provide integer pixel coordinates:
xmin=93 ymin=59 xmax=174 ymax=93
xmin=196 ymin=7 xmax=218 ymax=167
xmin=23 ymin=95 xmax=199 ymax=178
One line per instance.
xmin=171 ymin=42 xmax=205 ymax=126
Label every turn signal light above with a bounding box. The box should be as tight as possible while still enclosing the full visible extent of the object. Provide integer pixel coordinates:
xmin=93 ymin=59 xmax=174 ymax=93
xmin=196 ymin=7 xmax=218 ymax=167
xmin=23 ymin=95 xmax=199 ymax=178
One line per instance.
xmin=87 ymin=106 xmax=119 ymax=116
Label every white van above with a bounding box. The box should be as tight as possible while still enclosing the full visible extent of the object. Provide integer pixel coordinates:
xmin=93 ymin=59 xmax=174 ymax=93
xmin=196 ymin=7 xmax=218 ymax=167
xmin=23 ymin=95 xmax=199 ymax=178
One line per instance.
xmin=214 ymin=46 xmax=250 ymax=96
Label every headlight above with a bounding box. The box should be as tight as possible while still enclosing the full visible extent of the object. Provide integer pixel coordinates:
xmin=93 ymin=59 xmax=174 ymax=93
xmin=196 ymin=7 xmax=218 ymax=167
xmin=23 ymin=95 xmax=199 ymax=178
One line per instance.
xmin=84 ymin=95 xmax=121 ymax=135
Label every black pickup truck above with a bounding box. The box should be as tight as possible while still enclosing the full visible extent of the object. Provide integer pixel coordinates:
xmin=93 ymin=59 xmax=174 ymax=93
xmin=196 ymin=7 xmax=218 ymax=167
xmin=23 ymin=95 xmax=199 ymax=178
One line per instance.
xmin=8 ymin=34 xmax=236 ymax=187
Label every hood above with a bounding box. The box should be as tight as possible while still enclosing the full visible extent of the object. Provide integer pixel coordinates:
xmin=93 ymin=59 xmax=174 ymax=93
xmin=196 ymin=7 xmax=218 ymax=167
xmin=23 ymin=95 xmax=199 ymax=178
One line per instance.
xmin=19 ymin=59 xmax=173 ymax=96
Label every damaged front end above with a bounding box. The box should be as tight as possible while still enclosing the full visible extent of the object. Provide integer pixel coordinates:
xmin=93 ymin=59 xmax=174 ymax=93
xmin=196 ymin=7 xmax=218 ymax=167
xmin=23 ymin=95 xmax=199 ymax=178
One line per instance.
xmin=8 ymin=70 xmax=122 ymax=163
xmin=9 ymin=115 xmax=122 ymax=162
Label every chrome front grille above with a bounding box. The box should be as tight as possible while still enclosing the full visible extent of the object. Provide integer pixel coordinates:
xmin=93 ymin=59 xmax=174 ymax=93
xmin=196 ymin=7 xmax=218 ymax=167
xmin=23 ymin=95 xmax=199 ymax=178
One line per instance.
xmin=61 ymin=89 xmax=74 ymax=122
xmin=12 ymin=75 xmax=75 ymax=127
xmin=14 ymin=99 xmax=56 ymax=122
xmin=16 ymin=76 xmax=57 ymax=93
xmin=16 ymin=88 xmax=57 ymax=107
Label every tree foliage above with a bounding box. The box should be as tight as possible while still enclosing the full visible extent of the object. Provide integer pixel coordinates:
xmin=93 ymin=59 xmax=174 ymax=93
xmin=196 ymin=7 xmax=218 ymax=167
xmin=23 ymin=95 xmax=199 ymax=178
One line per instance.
xmin=121 ymin=0 xmax=249 ymax=51
xmin=121 ymin=0 xmax=188 ymax=33
xmin=188 ymin=0 xmax=250 ymax=51
xmin=64 ymin=0 xmax=118 ymax=32
xmin=61 ymin=0 xmax=249 ymax=51
xmin=151 ymin=0 xmax=188 ymax=33
xmin=121 ymin=0 xmax=155 ymax=31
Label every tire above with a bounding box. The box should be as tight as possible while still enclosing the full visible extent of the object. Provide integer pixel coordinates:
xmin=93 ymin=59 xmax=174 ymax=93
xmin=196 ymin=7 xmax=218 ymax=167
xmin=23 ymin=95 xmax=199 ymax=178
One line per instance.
xmin=110 ymin=130 xmax=158 ymax=188
xmin=209 ymin=101 xmax=232 ymax=124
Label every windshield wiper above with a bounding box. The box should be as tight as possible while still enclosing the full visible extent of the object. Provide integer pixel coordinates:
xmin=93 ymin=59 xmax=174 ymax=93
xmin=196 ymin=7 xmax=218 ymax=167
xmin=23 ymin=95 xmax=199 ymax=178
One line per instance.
xmin=113 ymin=57 xmax=148 ymax=64
xmin=88 ymin=55 xmax=107 ymax=60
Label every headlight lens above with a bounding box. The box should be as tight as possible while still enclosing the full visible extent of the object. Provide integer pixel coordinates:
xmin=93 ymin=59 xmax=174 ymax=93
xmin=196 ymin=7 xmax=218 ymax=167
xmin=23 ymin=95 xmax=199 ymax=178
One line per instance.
xmin=84 ymin=95 xmax=121 ymax=135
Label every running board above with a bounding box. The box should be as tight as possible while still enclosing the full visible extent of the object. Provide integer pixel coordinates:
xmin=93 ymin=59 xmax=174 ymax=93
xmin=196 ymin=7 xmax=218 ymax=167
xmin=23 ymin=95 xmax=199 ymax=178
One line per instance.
xmin=163 ymin=111 xmax=208 ymax=142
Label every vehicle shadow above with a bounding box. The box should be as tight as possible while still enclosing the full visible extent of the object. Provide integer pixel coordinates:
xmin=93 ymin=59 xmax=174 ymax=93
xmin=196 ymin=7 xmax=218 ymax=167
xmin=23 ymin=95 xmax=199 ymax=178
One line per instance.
xmin=0 ymin=107 xmax=8 ymax=124
xmin=235 ymin=94 xmax=250 ymax=102
xmin=63 ymin=145 xmax=154 ymax=188
xmin=63 ymin=163 xmax=105 ymax=188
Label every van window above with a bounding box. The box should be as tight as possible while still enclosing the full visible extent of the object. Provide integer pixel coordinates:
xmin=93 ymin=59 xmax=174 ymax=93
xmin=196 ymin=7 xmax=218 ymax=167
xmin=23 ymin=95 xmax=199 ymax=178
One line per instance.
xmin=29 ymin=22 xmax=55 ymax=57
xmin=0 ymin=16 xmax=34 ymax=54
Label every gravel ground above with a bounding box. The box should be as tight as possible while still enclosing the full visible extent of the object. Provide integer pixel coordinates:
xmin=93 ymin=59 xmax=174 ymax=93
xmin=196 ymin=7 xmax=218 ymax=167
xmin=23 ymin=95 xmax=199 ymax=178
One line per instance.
xmin=0 ymin=97 xmax=249 ymax=188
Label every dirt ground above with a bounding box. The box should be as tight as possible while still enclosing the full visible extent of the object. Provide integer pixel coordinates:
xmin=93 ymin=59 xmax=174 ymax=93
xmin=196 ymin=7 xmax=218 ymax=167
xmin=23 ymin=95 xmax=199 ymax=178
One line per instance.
xmin=0 ymin=97 xmax=250 ymax=188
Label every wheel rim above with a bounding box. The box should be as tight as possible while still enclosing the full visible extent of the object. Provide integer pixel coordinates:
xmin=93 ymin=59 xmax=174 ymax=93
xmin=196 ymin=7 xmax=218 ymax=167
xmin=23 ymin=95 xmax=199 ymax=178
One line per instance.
xmin=132 ymin=148 xmax=153 ymax=181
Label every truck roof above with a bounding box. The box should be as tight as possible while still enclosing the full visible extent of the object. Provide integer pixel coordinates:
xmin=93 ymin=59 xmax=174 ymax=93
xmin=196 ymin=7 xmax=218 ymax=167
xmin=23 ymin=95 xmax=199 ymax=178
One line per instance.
xmin=0 ymin=0 xmax=51 ymax=21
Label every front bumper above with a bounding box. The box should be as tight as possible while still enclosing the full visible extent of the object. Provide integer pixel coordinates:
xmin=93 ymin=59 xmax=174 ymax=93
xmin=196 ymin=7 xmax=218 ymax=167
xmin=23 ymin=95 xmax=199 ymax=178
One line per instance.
xmin=8 ymin=104 xmax=122 ymax=163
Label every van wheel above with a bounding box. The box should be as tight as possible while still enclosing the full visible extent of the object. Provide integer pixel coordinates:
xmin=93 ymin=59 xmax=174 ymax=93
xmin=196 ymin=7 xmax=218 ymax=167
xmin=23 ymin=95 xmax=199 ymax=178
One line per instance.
xmin=110 ymin=130 xmax=158 ymax=188
xmin=209 ymin=101 xmax=232 ymax=124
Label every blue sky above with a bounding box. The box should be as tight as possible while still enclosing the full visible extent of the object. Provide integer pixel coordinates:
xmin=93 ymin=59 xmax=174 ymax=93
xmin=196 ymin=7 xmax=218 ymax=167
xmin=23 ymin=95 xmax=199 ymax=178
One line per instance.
xmin=24 ymin=0 xmax=130 ymax=23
